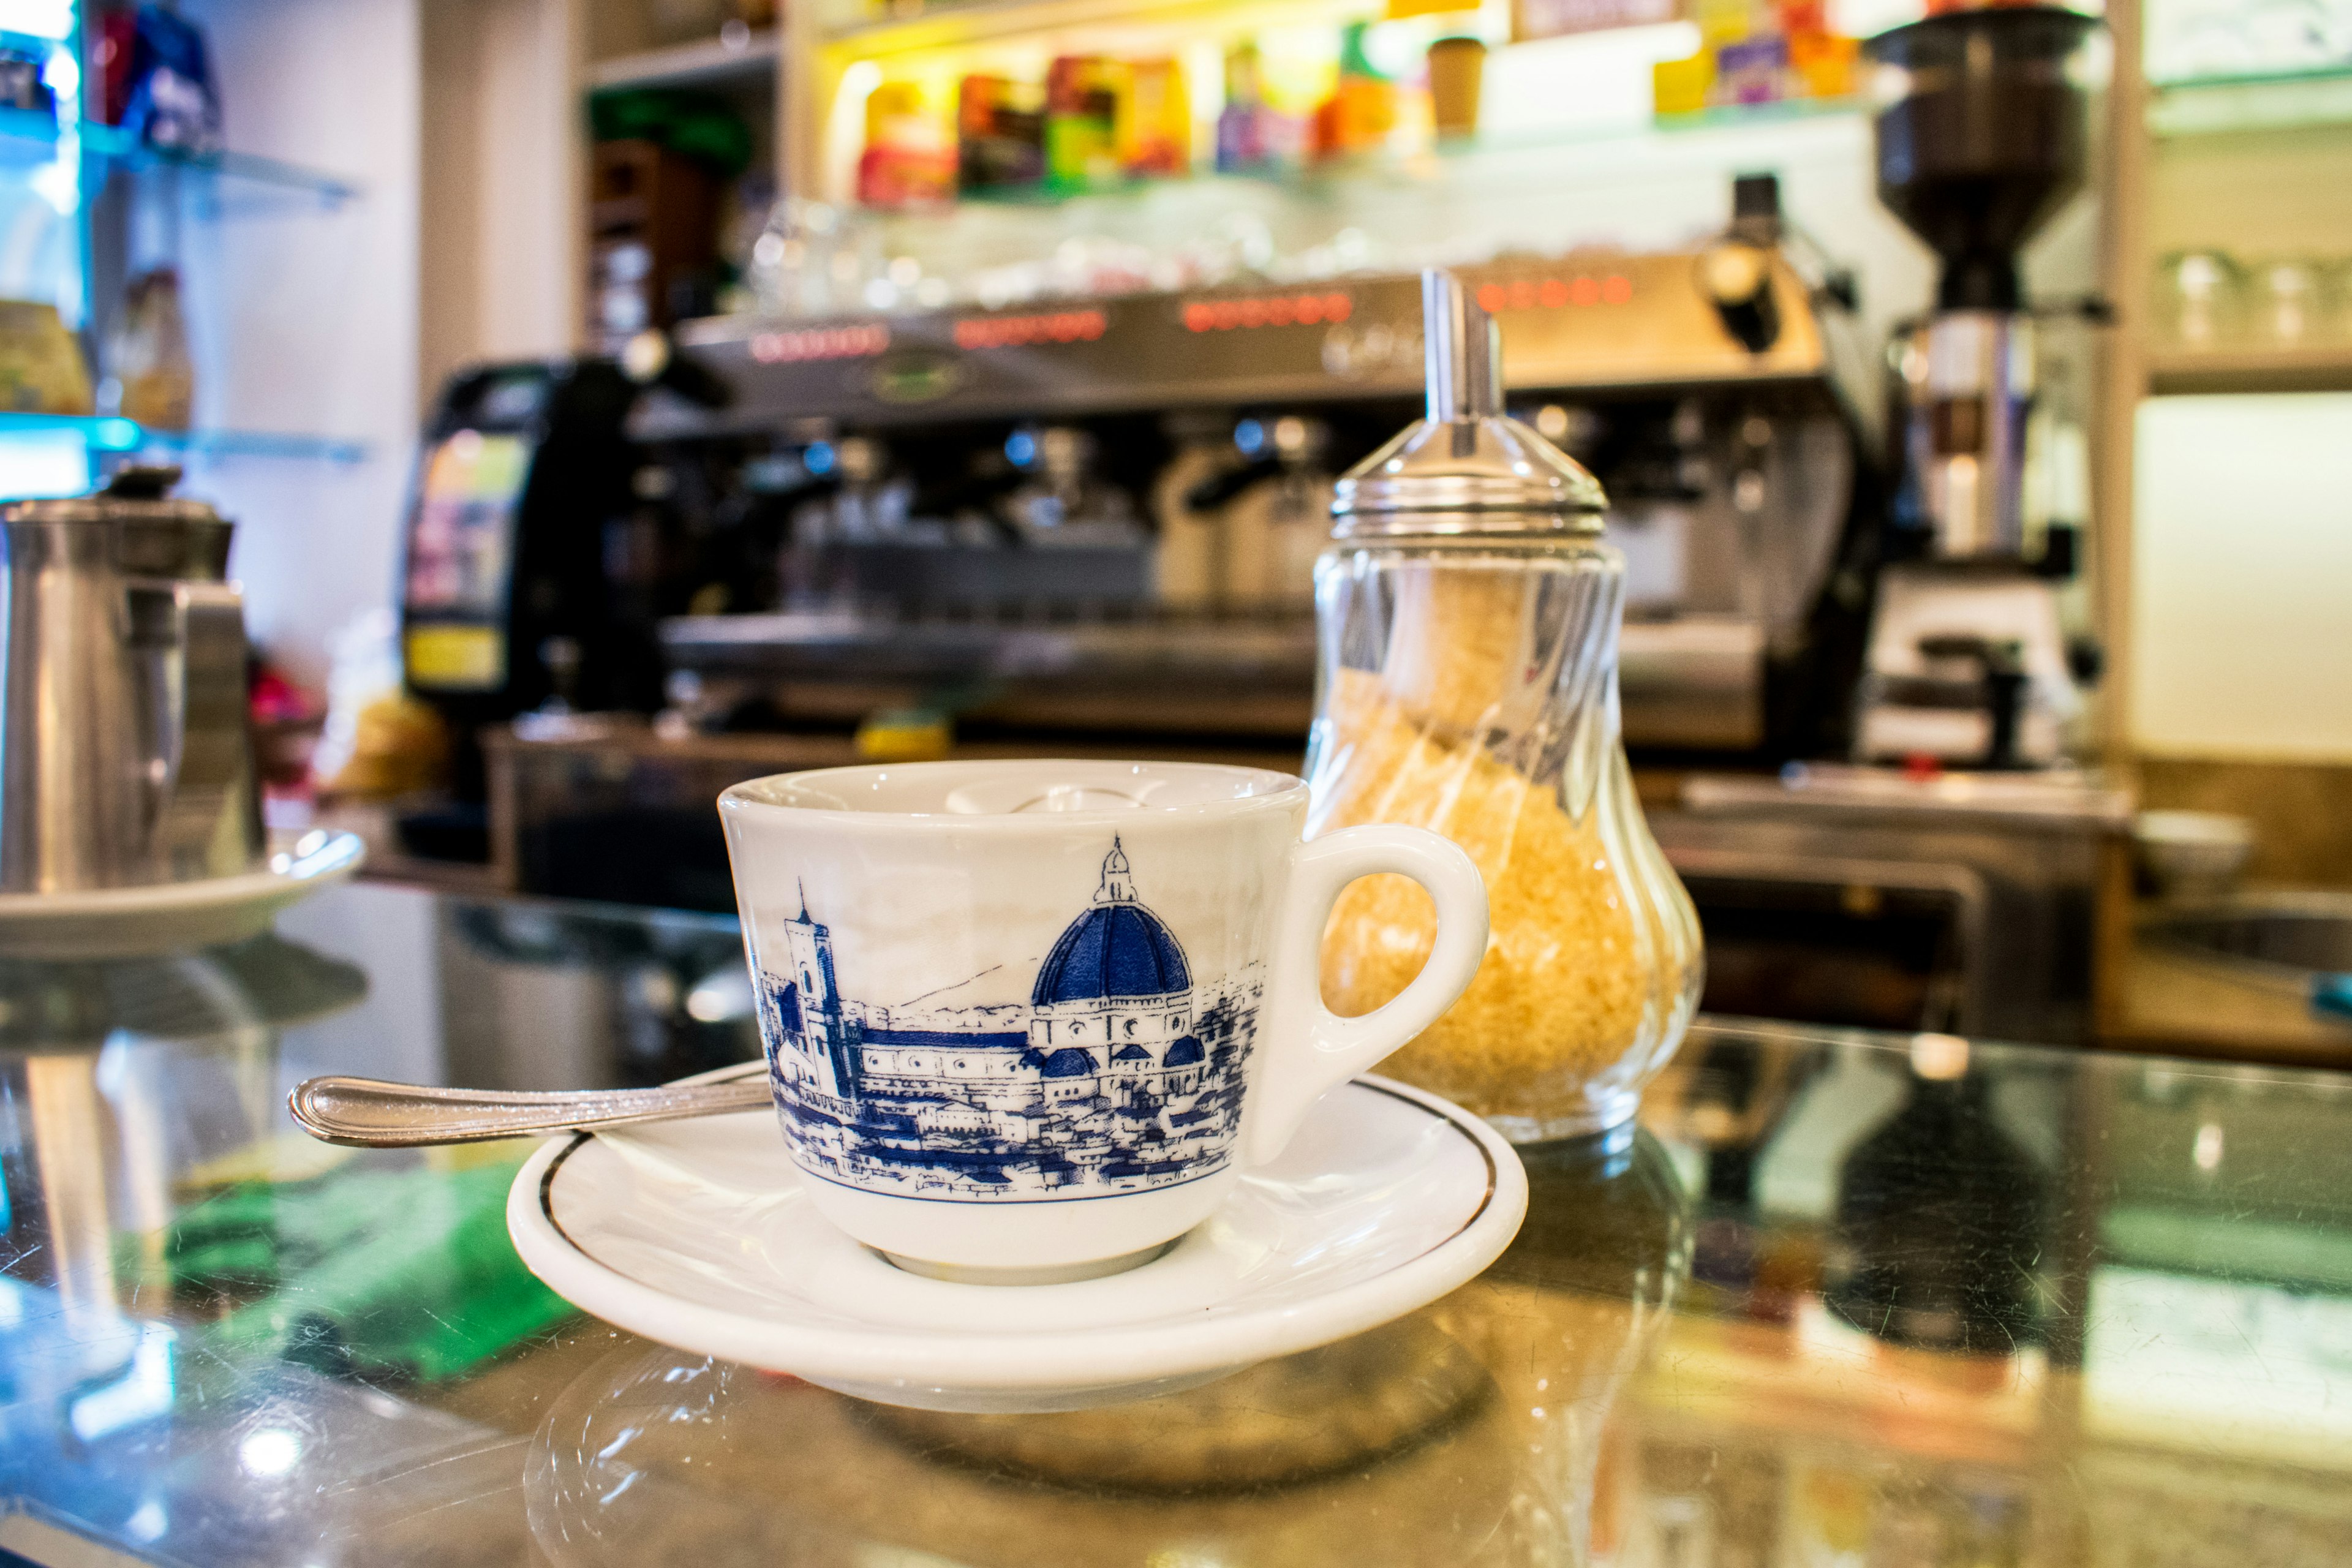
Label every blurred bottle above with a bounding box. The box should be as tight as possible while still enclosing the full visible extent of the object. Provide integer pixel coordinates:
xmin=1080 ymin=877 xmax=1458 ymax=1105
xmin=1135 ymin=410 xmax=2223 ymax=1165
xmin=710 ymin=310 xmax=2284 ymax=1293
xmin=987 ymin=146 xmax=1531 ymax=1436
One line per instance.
xmin=105 ymin=266 xmax=194 ymax=428
xmin=1316 ymin=23 xmax=1408 ymax=159
xmin=2250 ymin=255 xmax=2326 ymax=345
xmin=1217 ymin=39 xmax=1314 ymax=173
xmin=2155 ymin=249 xmax=2244 ymax=347
xmin=1216 ymin=42 xmax=1273 ymax=170
xmin=86 ymin=5 xmax=137 ymax=126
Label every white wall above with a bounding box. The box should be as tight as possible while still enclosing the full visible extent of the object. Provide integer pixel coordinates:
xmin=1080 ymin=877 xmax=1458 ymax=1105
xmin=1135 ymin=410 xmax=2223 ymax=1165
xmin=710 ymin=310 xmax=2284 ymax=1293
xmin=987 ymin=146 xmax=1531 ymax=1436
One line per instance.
xmin=163 ymin=0 xmax=580 ymax=689
xmin=2131 ymin=393 xmax=2352 ymax=761
xmin=420 ymin=0 xmax=582 ymax=402
xmin=178 ymin=0 xmax=424 ymax=689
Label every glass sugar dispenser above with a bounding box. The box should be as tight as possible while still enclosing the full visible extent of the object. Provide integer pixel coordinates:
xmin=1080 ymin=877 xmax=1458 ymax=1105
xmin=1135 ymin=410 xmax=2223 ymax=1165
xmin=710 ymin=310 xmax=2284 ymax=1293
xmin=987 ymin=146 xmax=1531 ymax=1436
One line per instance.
xmin=1308 ymin=271 xmax=1703 ymax=1140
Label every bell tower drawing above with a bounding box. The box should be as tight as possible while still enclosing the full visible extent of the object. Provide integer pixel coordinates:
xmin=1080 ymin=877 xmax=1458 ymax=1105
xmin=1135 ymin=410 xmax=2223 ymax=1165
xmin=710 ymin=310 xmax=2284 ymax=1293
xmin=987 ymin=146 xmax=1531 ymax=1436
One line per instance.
xmin=777 ymin=888 xmax=853 ymax=1098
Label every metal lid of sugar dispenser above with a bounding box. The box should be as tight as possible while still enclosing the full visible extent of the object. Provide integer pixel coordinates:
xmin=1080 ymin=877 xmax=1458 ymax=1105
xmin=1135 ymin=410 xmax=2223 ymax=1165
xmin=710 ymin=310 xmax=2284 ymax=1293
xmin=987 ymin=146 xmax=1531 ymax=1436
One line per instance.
xmin=1330 ymin=270 xmax=1608 ymax=537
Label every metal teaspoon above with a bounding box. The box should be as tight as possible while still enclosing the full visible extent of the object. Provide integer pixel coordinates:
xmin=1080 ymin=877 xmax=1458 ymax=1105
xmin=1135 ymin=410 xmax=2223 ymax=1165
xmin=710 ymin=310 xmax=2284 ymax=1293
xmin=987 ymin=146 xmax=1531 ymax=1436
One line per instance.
xmin=289 ymin=1074 xmax=771 ymax=1147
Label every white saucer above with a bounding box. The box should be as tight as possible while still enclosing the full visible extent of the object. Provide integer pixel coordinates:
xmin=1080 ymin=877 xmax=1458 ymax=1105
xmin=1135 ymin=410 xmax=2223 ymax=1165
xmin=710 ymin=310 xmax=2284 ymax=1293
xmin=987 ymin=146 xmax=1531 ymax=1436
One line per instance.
xmin=507 ymin=1066 xmax=1527 ymax=1412
xmin=0 ymin=829 xmax=365 ymax=960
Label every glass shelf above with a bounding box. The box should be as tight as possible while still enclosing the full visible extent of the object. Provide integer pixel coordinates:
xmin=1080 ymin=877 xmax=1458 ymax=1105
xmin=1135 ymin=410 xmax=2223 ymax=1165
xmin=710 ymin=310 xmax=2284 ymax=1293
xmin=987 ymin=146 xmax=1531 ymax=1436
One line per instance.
xmin=2146 ymin=342 xmax=2352 ymax=396
xmin=587 ymin=28 xmax=780 ymax=92
xmin=0 ymin=113 xmax=360 ymax=206
xmin=817 ymin=0 xmax=1283 ymax=51
xmin=935 ymin=97 xmax=1866 ymax=210
xmin=0 ymin=412 xmax=368 ymax=462
xmin=2149 ymin=67 xmax=2352 ymax=137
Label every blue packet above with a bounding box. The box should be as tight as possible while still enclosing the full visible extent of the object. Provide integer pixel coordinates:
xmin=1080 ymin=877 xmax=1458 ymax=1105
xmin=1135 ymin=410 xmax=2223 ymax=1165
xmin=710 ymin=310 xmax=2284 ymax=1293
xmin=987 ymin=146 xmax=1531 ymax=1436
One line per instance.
xmin=124 ymin=2 xmax=221 ymax=153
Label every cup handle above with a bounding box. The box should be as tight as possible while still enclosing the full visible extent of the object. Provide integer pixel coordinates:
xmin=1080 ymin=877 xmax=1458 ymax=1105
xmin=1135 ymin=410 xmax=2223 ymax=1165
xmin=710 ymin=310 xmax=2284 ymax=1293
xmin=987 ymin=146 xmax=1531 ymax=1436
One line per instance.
xmin=1243 ymin=824 xmax=1489 ymax=1167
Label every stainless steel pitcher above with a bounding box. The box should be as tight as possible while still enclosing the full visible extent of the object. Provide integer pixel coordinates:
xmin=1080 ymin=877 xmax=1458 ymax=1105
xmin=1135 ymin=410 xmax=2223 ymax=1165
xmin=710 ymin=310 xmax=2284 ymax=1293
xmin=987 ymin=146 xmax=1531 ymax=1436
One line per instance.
xmin=0 ymin=467 xmax=263 ymax=893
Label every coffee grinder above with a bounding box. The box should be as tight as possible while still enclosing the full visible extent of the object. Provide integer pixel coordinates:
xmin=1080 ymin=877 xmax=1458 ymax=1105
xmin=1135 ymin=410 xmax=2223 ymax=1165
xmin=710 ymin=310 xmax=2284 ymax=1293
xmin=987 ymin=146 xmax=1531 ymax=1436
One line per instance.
xmin=1855 ymin=6 xmax=2101 ymax=769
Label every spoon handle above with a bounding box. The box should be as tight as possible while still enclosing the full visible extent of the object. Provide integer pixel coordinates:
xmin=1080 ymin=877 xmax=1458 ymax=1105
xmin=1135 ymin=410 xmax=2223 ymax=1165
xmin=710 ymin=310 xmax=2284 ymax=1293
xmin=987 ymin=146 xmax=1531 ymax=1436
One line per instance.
xmin=290 ymin=1074 xmax=772 ymax=1147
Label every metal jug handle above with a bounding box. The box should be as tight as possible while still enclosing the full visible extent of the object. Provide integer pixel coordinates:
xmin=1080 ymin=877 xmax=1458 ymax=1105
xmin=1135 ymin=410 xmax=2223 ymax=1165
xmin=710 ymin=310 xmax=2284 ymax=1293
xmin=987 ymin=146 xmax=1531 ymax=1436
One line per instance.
xmin=131 ymin=578 xmax=262 ymax=880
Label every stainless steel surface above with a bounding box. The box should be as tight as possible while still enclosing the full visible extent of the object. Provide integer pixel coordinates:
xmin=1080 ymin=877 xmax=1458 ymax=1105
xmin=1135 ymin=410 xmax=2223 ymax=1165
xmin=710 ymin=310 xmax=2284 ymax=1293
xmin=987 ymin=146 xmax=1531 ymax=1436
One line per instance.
xmin=0 ymin=469 xmax=261 ymax=893
xmin=1667 ymin=839 xmax=1991 ymax=1031
xmin=660 ymin=609 xmax=1760 ymax=742
xmin=290 ymin=1072 xmax=775 ymax=1147
xmin=640 ymin=243 xmax=1863 ymax=756
xmin=641 ymin=257 xmax=1841 ymax=440
xmin=2149 ymin=892 xmax=2352 ymax=982
xmin=1662 ymin=763 xmax=2128 ymax=1044
xmin=662 ymin=611 xmax=1318 ymax=692
xmin=1902 ymin=311 xmax=2035 ymax=560
xmin=1329 ymin=274 xmax=1607 ymax=535
xmin=1619 ymin=617 xmax=1767 ymax=750
xmin=1683 ymin=762 xmax=2132 ymax=831
xmin=1421 ymin=265 xmax=1498 ymax=428
xmin=0 ymin=500 xmax=145 ymax=892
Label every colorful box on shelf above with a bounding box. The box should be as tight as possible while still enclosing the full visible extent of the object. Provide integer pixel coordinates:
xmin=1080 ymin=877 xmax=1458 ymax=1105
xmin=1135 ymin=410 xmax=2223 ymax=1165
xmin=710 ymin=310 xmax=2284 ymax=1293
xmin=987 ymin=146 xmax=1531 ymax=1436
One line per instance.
xmin=1653 ymin=0 xmax=1856 ymax=119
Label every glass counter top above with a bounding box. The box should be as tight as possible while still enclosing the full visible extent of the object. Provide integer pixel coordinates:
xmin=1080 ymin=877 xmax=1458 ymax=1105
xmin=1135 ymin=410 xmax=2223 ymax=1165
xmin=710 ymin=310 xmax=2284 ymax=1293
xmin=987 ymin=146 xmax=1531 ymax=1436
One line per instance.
xmin=2 ymin=880 xmax=2348 ymax=1566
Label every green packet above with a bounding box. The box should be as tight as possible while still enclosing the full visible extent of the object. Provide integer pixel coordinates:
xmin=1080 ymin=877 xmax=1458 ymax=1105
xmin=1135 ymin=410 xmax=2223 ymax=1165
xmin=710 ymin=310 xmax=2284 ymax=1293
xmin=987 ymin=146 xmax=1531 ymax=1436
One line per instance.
xmin=147 ymin=1152 xmax=575 ymax=1384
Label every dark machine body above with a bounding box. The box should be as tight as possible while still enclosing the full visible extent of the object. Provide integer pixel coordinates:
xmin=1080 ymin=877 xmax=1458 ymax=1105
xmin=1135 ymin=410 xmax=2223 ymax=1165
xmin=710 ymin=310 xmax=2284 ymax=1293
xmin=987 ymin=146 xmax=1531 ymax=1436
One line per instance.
xmin=397 ymin=360 xmax=668 ymax=855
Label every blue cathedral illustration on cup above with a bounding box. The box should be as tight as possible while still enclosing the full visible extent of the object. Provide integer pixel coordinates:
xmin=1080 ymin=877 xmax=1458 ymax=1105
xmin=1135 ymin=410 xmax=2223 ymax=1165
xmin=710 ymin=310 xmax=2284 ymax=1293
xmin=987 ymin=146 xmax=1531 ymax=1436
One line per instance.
xmin=756 ymin=839 xmax=1263 ymax=1201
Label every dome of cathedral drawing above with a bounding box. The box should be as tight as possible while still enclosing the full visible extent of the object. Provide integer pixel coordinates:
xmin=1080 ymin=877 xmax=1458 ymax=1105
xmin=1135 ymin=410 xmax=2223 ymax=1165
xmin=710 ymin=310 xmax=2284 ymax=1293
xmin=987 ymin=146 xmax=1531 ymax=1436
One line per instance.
xmin=755 ymin=835 xmax=1257 ymax=1206
xmin=1031 ymin=838 xmax=1191 ymax=1006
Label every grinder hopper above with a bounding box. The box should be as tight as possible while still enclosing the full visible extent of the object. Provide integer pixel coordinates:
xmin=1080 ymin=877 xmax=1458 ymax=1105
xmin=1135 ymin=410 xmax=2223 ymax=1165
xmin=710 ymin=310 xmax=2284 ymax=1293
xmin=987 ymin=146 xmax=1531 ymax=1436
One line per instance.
xmin=1867 ymin=5 xmax=2103 ymax=315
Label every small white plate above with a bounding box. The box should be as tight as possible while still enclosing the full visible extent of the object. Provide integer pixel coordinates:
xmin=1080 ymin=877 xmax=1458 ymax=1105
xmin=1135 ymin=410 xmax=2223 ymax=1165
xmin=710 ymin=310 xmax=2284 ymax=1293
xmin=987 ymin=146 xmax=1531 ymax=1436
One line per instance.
xmin=508 ymin=1066 xmax=1527 ymax=1412
xmin=0 ymin=830 xmax=365 ymax=960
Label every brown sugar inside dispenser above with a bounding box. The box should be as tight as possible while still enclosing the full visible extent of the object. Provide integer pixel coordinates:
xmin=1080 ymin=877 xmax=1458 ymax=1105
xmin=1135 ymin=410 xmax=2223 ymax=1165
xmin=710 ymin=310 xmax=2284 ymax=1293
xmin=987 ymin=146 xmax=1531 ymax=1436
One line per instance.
xmin=1308 ymin=271 xmax=1703 ymax=1141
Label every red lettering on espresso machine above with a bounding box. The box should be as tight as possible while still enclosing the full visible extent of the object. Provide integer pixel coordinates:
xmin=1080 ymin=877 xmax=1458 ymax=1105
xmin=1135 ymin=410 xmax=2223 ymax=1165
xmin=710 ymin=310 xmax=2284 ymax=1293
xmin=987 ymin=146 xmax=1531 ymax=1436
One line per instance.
xmin=1182 ymin=292 xmax=1353 ymax=333
xmin=952 ymin=309 xmax=1110 ymax=350
xmin=1476 ymin=274 xmax=1634 ymax=312
xmin=748 ymin=323 xmax=893 ymax=363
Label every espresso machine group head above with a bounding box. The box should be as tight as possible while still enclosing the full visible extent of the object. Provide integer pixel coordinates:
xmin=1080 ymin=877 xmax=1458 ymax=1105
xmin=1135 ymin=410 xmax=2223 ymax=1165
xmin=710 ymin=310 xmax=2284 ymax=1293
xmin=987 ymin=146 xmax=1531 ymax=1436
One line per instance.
xmin=1857 ymin=6 xmax=2102 ymax=768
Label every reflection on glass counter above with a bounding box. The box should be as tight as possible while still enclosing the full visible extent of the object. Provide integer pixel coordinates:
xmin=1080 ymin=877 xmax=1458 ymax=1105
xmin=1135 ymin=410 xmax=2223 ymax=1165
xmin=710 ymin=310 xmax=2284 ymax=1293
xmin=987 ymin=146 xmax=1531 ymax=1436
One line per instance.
xmin=1 ymin=881 xmax=2350 ymax=1564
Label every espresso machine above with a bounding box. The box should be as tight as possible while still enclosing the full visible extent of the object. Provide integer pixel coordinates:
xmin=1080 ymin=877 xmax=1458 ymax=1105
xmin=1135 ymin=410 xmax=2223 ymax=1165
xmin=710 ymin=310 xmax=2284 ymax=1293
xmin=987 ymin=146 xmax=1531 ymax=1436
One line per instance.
xmin=485 ymin=176 xmax=1884 ymax=908
xmin=1853 ymin=6 xmax=2103 ymax=769
xmin=643 ymin=173 xmax=1882 ymax=763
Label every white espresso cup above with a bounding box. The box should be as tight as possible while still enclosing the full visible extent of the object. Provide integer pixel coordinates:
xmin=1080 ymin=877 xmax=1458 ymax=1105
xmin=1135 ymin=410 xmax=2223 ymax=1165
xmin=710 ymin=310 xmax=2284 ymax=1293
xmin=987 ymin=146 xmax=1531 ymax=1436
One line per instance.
xmin=718 ymin=759 xmax=1487 ymax=1283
